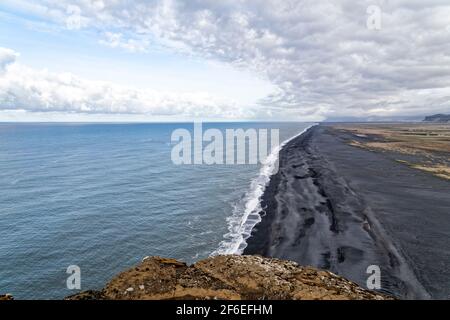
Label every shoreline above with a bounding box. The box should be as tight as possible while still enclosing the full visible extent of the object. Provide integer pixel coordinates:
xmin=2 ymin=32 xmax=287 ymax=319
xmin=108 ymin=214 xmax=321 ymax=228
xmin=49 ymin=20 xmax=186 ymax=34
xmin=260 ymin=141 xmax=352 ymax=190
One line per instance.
xmin=244 ymin=124 xmax=450 ymax=299
xmin=213 ymin=124 xmax=316 ymax=255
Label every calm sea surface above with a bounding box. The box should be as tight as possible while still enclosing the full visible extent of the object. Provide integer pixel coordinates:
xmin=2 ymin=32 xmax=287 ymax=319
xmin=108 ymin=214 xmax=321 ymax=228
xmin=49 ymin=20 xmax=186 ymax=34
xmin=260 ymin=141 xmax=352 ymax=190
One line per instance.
xmin=0 ymin=122 xmax=311 ymax=299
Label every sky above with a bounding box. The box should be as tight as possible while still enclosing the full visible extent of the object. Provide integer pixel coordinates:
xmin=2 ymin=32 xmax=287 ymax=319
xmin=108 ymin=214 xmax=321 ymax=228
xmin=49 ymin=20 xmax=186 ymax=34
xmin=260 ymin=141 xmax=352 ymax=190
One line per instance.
xmin=0 ymin=0 xmax=450 ymax=122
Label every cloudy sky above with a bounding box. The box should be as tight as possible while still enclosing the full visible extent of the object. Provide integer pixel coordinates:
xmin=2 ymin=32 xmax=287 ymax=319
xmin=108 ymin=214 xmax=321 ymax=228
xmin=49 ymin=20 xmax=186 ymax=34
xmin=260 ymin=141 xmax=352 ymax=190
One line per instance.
xmin=1 ymin=0 xmax=450 ymax=122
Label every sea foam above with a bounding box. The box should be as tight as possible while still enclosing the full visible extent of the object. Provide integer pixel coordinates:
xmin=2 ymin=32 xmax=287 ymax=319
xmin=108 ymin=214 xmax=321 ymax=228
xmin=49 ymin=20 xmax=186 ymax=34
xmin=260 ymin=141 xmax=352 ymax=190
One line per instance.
xmin=212 ymin=124 xmax=315 ymax=255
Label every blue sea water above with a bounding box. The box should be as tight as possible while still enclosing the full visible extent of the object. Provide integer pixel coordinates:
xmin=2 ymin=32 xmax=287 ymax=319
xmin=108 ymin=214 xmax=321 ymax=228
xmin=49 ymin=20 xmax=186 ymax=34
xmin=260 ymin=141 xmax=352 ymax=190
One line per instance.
xmin=0 ymin=122 xmax=311 ymax=299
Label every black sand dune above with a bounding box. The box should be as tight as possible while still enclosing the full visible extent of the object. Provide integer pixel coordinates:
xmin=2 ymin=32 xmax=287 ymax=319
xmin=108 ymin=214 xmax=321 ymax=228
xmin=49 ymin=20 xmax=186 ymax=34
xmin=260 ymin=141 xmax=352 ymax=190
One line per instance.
xmin=244 ymin=125 xmax=450 ymax=299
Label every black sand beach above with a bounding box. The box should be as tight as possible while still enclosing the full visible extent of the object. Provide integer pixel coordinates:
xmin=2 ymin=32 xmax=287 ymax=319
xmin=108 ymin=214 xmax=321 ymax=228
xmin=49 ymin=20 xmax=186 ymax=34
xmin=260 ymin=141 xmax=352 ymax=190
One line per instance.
xmin=244 ymin=125 xmax=450 ymax=299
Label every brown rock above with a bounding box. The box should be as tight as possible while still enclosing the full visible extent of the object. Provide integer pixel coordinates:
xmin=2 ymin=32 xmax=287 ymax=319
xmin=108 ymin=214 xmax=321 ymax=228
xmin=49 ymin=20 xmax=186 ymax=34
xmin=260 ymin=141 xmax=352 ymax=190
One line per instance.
xmin=0 ymin=294 xmax=14 ymax=301
xmin=66 ymin=255 xmax=393 ymax=300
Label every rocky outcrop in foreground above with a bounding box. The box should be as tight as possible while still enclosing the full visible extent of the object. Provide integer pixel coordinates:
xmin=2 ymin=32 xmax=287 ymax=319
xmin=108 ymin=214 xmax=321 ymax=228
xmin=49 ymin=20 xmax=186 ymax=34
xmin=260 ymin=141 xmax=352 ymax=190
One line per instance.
xmin=66 ymin=255 xmax=392 ymax=300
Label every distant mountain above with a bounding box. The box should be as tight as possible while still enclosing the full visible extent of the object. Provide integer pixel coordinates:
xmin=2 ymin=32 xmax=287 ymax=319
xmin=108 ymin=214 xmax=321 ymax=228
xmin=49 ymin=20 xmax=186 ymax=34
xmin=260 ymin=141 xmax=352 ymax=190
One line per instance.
xmin=423 ymin=114 xmax=450 ymax=122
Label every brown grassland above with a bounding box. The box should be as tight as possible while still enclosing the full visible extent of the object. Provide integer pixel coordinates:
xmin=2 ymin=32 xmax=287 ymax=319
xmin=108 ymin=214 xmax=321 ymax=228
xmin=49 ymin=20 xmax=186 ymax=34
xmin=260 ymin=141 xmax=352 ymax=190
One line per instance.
xmin=332 ymin=123 xmax=450 ymax=180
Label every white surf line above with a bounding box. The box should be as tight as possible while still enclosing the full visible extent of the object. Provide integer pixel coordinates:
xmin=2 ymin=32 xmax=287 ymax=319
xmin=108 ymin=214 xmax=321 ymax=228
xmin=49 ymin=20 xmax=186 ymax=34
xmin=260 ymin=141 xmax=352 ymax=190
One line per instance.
xmin=212 ymin=123 xmax=317 ymax=256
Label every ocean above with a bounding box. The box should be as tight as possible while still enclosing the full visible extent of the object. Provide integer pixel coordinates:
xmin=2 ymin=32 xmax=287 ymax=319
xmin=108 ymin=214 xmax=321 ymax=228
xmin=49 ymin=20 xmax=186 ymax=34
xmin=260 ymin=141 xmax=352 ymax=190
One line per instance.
xmin=0 ymin=122 xmax=311 ymax=299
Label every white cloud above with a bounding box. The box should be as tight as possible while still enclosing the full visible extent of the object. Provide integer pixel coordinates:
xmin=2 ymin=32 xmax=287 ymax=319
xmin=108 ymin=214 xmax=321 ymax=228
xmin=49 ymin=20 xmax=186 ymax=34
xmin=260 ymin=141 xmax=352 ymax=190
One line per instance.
xmin=4 ymin=1 xmax=450 ymax=119
xmin=0 ymin=47 xmax=18 ymax=74
xmin=99 ymin=32 xmax=150 ymax=53
xmin=0 ymin=50 xmax=253 ymax=119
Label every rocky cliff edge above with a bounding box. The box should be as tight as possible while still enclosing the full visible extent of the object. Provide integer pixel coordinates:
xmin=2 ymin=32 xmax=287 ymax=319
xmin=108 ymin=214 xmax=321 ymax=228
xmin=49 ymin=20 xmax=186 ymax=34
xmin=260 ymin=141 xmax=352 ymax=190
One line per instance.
xmin=66 ymin=255 xmax=392 ymax=300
